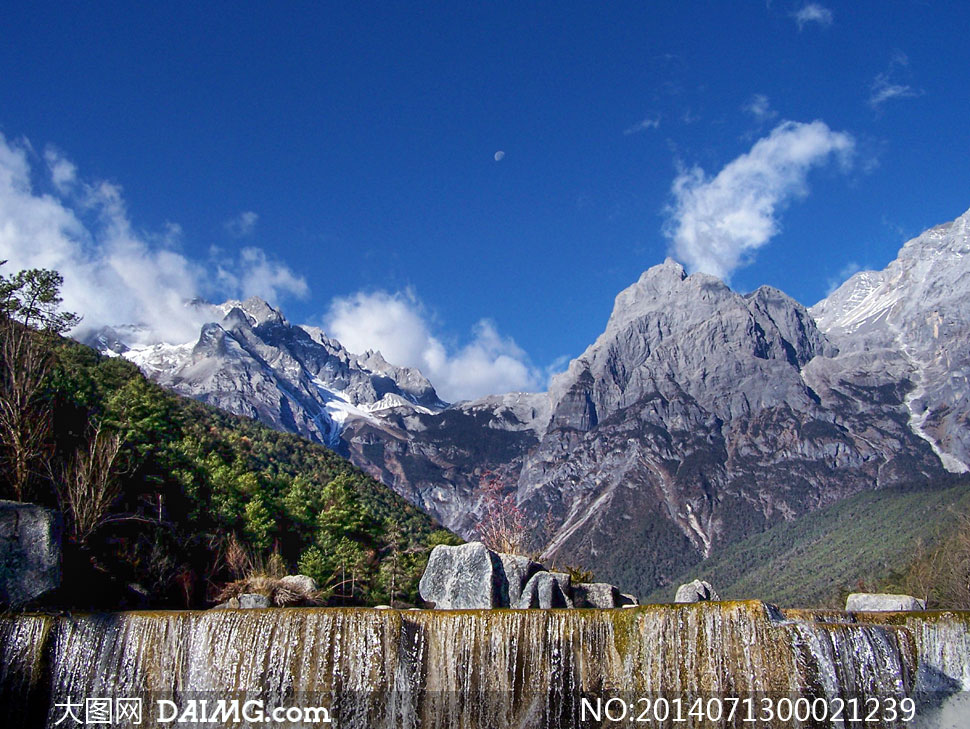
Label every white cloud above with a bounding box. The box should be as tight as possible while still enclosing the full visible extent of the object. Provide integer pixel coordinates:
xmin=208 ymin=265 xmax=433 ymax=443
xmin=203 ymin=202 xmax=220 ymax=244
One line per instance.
xmin=0 ymin=133 xmax=307 ymax=345
xmin=624 ymin=116 xmax=661 ymax=135
xmin=664 ymin=120 xmax=854 ymax=281
xmin=225 ymin=210 xmax=259 ymax=237
xmin=215 ymin=246 xmax=309 ymax=304
xmin=869 ymin=53 xmax=922 ymax=109
xmin=793 ymin=3 xmax=833 ymax=29
xmin=43 ymin=146 xmax=77 ymax=193
xmin=743 ymin=94 xmax=777 ymax=122
xmin=869 ymin=80 xmax=918 ymax=108
xmin=325 ymin=290 xmax=542 ymax=402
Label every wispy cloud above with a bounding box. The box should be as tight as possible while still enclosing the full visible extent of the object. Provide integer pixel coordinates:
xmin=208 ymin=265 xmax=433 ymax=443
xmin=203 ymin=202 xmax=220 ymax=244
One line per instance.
xmin=869 ymin=52 xmax=923 ymax=109
xmin=43 ymin=146 xmax=77 ymax=193
xmin=0 ymin=133 xmax=307 ymax=345
xmin=624 ymin=115 xmax=660 ymax=135
xmin=664 ymin=120 xmax=854 ymax=282
xmin=214 ymin=246 xmax=309 ymax=304
xmin=325 ymin=290 xmax=542 ymax=402
xmin=743 ymin=94 xmax=778 ymax=123
xmin=224 ymin=210 xmax=259 ymax=237
xmin=793 ymin=3 xmax=833 ymax=29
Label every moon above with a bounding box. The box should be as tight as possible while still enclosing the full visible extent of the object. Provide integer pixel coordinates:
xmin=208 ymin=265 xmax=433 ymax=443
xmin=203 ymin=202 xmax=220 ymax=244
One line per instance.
xmin=494 ymin=150 xmax=505 ymax=162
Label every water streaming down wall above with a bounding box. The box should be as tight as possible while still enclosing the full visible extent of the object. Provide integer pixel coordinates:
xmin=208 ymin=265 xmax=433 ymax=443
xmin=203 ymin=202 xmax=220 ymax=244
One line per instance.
xmin=1 ymin=601 xmax=968 ymax=728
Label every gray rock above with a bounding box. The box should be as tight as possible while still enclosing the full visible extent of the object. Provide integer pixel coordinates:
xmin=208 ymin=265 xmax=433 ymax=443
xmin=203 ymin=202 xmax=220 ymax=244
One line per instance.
xmin=513 ymin=572 xmax=573 ymax=609
xmin=675 ymin=579 xmax=719 ymax=603
xmin=845 ymin=593 xmax=926 ymax=612
xmin=0 ymin=501 xmax=61 ymax=608
xmin=279 ymin=574 xmax=317 ymax=595
xmin=618 ymin=593 xmax=639 ymax=607
xmin=549 ymin=571 xmax=573 ymax=599
xmin=573 ymin=583 xmax=620 ymax=608
xmin=211 ymin=597 xmax=240 ymax=610
xmin=497 ymin=553 xmax=543 ymax=607
xmin=419 ymin=542 xmax=504 ymax=609
xmin=238 ymin=593 xmax=271 ymax=609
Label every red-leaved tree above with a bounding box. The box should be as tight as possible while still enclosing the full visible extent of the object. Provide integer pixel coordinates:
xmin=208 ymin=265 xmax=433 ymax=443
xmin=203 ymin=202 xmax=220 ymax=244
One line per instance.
xmin=476 ymin=471 xmax=530 ymax=555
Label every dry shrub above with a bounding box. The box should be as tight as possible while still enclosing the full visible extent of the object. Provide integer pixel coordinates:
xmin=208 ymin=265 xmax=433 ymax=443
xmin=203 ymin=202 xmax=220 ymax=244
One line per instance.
xmin=476 ymin=472 xmax=531 ymax=555
xmin=215 ymin=574 xmax=320 ymax=607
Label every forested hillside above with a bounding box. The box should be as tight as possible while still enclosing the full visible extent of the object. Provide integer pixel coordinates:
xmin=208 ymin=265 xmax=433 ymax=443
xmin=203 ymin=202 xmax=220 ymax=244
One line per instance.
xmin=0 ymin=267 xmax=457 ymax=609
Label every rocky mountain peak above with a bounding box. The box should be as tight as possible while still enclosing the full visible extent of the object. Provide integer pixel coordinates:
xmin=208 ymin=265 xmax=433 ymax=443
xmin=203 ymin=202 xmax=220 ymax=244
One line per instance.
xmin=809 ymin=207 xmax=970 ymax=472
xmin=217 ymin=296 xmax=287 ymax=328
xmin=548 ymin=261 xmax=830 ymax=431
xmin=898 ymin=206 xmax=970 ymax=261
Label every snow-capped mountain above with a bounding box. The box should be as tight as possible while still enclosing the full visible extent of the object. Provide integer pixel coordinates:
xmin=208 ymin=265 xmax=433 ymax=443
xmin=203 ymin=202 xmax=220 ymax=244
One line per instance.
xmin=88 ymin=207 xmax=970 ymax=597
xmin=811 ymin=207 xmax=970 ymax=472
xmin=90 ymin=296 xmax=447 ymax=447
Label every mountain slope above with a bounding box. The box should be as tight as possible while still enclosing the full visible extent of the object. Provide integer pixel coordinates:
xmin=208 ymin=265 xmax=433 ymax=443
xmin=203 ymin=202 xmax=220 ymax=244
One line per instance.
xmin=514 ymin=259 xmax=942 ymax=591
xmin=90 ymin=208 xmax=970 ymax=601
xmin=642 ymin=475 xmax=970 ymax=607
xmin=811 ymin=207 xmax=970 ymax=472
xmin=13 ymin=334 xmax=451 ymax=609
xmin=93 ymin=296 xmax=446 ymax=448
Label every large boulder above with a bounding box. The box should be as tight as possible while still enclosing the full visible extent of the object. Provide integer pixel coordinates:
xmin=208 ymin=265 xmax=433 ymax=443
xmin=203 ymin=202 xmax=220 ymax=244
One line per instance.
xmin=573 ymin=583 xmax=621 ymax=608
xmin=497 ymin=553 xmax=543 ymax=606
xmin=419 ymin=542 xmax=504 ymax=609
xmin=846 ymin=593 xmax=926 ymax=612
xmin=280 ymin=574 xmax=317 ymax=594
xmin=417 ymin=541 xmax=634 ymax=610
xmin=674 ymin=579 xmax=719 ymax=603
xmin=514 ymin=572 xmax=573 ymax=609
xmin=0 ymin=501 xmax=62 ymax=608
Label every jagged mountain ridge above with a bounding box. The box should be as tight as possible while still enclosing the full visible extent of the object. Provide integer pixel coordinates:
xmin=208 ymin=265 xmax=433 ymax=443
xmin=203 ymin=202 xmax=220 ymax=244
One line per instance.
xmin=91 ymin=296 xmax=446 ymax=448
xmin=90 ymin=208 xmax=970 ymax=597
xmin=511 ymin=258 xmax=942 ymax=590
xmin=810 ymin=207 xmax=970 ymax=472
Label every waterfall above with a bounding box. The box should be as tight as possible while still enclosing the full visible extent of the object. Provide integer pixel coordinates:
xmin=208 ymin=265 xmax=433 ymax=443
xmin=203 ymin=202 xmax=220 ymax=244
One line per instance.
xmin=1 ymin=601 xmax=967 ymax=728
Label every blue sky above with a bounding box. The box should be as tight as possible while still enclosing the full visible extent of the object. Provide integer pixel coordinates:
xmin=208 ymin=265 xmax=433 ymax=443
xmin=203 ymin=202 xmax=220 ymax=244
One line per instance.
xmin=1 ymin=2 xmax=968 ymax=400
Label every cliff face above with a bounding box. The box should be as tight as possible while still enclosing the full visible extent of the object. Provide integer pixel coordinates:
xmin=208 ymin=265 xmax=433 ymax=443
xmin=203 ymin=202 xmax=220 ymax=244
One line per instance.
xmin=2 ymin=604 xmax=967 ymax=728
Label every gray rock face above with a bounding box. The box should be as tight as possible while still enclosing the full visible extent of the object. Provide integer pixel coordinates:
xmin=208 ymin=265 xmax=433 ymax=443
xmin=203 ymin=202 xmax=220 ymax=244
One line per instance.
xmin=573 ymin=583 xmax=621 ymax=609
xmin=497 ymin=553 xmax=543 ymax=607
xmin=0 ymin=501 xmax=61 ymax=608
xmin=517 ymin=257 xmax=942 ymax=596
xmin=811 ymin=207 xmax=970 ymax=473
xmin=418 ymin=542 xmax=504 ymax=609
xmin=419 ymin=542 xmax=630 ymax=609
xmin=213 ymin=594 xmax=272 ymax=609
xmin=513 ymin=572 xmax=573 ymax=609
xmin=845 ymin=592 xmax=926 ymax=612
xmin=238 ymin=593 xmax=272 ymax=609
xmin=675 ymin=580 xmax=719 ymax=603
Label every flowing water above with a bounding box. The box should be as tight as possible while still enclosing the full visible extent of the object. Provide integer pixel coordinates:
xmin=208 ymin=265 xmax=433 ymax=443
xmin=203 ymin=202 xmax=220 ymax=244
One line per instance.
xmin=1 ymin=601 xmax=968 ymax=728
